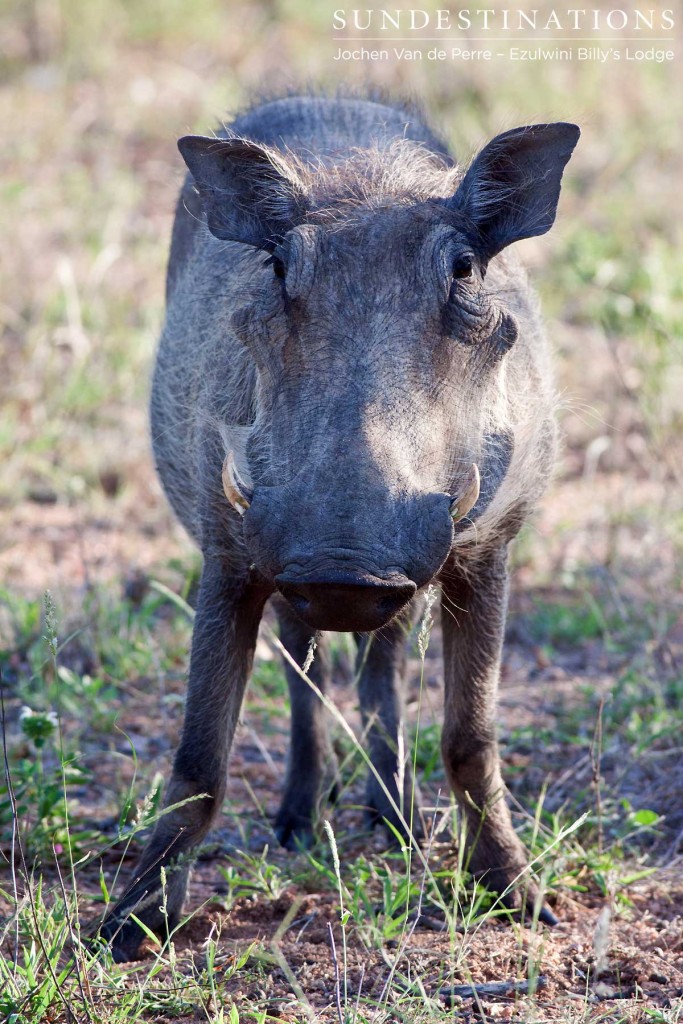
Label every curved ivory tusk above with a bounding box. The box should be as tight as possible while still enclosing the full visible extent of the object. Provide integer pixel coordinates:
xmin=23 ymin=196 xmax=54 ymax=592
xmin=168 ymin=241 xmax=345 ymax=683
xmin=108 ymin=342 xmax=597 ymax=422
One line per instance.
xmin=449 ymin=463 xmax=480 ymax=523
xmin=222 ymin=452 xmax=253 ymax=515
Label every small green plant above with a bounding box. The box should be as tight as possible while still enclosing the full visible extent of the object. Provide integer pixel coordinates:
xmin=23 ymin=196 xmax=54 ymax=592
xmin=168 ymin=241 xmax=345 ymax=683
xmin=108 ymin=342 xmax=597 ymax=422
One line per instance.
xmin=0 ymin=883 xmax=83 ymax=1023
xmin=409 ymin=721 xmax=443 ymax=782
xmin=526 ymin=593 xmax=609 ymax=648
xmin=217 ymin=847 xmax=287 ymax=910
xmin=2 ymin=729 xmax=95 ymax=862
xmin=0 ymin=589 xmax=43 ymax=674
xmin=1 ymin=594 xmax=99 ymax=863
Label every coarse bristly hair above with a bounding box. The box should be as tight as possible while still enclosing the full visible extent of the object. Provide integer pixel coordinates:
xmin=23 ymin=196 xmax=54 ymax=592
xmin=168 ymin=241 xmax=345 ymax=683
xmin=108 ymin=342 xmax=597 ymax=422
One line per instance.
xmin=206 ymin=106 xmax=462 ymax=236
xmin=263 ymin=139 xmax=462 ymax=222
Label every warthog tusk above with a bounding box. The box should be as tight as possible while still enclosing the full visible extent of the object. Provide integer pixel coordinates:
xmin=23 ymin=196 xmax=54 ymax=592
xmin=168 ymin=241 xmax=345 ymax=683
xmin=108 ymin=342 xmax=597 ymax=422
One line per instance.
xmin=449 ymin=463 xmax=480 ymax=522
xmin=222 ymin=452 xmax=253 ymax=515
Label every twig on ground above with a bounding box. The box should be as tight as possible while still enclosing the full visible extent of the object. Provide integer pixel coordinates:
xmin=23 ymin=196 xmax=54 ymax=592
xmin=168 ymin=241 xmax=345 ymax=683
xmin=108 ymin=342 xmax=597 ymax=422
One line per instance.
xmin=590 ymin=697 xmax=605 ymax=856
xmin=400 ymin=908 xmax=467 ymax=933
xmin=52 ymin=849 xmax=94 ymax=1021
xmin=270 ymin=897 xmax=315 ymax=1022
xmin=327 ymin=921 xmax=344 ymax=1024
xmin=0 ymin=680 xmax=20 ymax=973
xmin=440 ymin=976 xmax=548 ymax=1004
xmin=405 ymin=910 xmax=448 ymax=931
xmin=591 ymin=982 xmax=638 ymax=1001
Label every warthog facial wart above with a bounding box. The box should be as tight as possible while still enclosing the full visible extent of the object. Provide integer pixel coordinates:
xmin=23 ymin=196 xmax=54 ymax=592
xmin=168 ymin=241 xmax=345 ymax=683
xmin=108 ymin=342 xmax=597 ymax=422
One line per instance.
xmin=96 ymin=92 xmax=579 ymax=961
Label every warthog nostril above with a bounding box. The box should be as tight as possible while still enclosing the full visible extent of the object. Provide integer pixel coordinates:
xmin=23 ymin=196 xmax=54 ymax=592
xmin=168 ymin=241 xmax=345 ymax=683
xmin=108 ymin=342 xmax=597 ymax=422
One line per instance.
xmin=449 ymin=462 xmax=480 ymax=523
xmin=276 ymin=573 xmax=417 ymax=632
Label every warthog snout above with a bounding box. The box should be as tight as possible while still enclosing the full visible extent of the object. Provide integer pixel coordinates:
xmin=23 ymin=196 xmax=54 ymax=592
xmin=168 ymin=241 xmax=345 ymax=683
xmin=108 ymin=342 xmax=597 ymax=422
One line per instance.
xmin=275 ymin=569 xmax=417 ymax=632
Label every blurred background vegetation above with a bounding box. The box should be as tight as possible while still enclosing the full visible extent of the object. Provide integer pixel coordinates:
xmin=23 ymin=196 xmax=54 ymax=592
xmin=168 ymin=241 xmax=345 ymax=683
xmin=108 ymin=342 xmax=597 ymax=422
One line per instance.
xmin=0 ymin=0 xmax=681 ymax=603
xmin=0 ymin=2 xmax=682 ymax=1016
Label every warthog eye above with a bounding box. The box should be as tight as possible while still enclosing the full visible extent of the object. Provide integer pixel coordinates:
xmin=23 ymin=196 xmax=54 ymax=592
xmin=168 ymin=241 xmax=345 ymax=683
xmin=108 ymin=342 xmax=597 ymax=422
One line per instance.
xmin=452 ymin=256 xmax=474 ymax=280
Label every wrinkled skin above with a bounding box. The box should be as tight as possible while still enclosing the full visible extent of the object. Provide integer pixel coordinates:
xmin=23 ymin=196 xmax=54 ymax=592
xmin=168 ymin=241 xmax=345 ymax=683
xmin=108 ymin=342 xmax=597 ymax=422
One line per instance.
xmin=97 ymin=95 xmax=579 ymax=960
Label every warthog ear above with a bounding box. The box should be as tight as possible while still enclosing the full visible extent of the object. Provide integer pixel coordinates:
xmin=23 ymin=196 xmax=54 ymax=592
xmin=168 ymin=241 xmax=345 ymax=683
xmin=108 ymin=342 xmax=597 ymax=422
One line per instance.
xmin=450 ymin=123 xmax=580 ymax=259
xmin=177 ymin=136 xmax=307 ymax=249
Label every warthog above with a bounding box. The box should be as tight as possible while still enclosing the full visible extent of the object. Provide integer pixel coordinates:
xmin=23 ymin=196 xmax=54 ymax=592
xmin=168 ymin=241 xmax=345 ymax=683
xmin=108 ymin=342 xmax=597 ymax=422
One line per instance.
xmin=100 ymin=93 xmax=579 ymax=960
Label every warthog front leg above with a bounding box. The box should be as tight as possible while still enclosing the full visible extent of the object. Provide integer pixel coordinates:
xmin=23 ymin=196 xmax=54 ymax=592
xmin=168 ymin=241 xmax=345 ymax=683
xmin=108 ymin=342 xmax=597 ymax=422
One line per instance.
xmin=356 ymin=606 xmax=423 ymax=841
xmin=273 ymin=599 xmax=335 ymax=849
xmin=98 ymin=563 xmax=269 ymax=961
xmin=441 ymin=547 xmax=556 ymax=924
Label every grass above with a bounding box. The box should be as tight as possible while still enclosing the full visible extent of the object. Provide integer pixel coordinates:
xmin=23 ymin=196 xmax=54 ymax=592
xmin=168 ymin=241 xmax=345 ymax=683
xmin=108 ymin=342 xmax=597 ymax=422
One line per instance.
xmin=1 ymin=0 xmax=683 ymax=1019
xmin=2 ymin=580 xmax=681 ymax=1021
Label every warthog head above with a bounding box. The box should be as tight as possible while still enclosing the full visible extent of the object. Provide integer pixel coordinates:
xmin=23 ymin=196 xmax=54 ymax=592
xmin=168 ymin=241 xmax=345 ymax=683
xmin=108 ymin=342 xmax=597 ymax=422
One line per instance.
xmin=180 ymin=122 xmax=579 ymax=631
